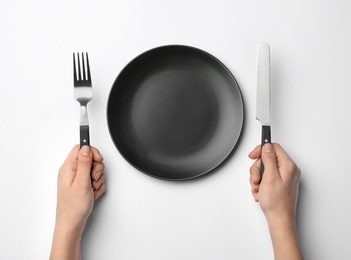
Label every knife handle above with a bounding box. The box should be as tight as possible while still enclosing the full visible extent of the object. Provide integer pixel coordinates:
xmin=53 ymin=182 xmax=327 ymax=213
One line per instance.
xmin=80 ymin=125 xmax=90 ymax=148
xmin=260 ymin=125 xmax=271 ymax=177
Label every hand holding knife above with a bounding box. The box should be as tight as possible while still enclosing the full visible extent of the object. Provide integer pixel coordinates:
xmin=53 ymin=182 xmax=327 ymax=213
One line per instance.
xmin=256 ymin=43 xmax=271 ymax=177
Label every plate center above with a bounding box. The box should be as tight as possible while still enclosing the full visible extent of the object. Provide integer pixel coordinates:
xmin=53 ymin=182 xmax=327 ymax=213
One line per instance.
xmin=131 ymin=69 xmax=220 ymax=157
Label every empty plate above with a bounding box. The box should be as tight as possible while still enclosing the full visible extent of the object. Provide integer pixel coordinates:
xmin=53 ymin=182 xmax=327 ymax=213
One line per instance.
xmin=107 ymin=45 xmax=244 ymax=180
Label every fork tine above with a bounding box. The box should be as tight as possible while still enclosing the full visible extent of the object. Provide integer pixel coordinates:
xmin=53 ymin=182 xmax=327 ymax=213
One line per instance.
xmin=81 ymin=52 xmax=86 ymax=80
xmin=86 ymin=53 xmax=91 ymax=82
xmin=73 ymin=52 xmax=91 ymax=85
xmin=77 ymin=53 xmax=82 ymax=81
xmin=73 ymin=53 xmax=77 ymax=82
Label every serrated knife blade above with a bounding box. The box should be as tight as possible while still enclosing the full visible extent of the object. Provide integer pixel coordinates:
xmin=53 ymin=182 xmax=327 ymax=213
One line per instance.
xmin=256 ymin=43 xmax=271 ymax=177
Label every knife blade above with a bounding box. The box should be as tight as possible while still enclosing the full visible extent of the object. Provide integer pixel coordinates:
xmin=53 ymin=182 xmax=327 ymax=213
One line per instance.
xmin=256 ymin=42 xmax=271 ymax=177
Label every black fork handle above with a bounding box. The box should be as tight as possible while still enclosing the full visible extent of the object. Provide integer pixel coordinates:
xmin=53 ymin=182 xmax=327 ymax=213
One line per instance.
xmin=260 ymin=125 xmax=271 ymax=177
xmin=80 ymin=125 xmax=90 ymax=148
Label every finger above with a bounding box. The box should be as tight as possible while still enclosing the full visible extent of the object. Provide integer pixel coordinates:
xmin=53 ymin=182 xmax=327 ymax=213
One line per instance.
xmin=272 ymin=143 xmax=294 ymax=166
xmin=250 ymin=157 xmax=261 ymax=180
xmin=91 ymin=162 xmax=104 ymax=181
xmin=248 ymin=145 xmax=261 ymax=159
xmin=75 ymin=145 xmax=93 ymax=186
xmin=251 ymin=186 xmax=259 ymax=202
xmin=250 ymin=174 xmax=260 ymax=201
xmin=261 ymin=143 xmax=281 ymax=181
xmin=273 ymin=144 xmax=300 ymax=180
xmin=61 ymin=145 xmax=80 ymax=171
xmin=250 ymin=164 xmax=261 ymax=185
xmin=92 ymin=174 xmax=105 ymax=190
xmin=58 ymin=145 xmax=80 ymax=185
xmin=91 ymin=146 xmax=104 ymax=163
xmin=94 ymin=183 xmax=106 ymax=200
xmin=249 ymin=159 xmax=261 ymax=201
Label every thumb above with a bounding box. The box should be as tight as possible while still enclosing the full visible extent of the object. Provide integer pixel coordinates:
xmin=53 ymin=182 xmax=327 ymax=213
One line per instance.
xmin=261 ymin=143 xmax=280 ymax=179
xmin=75 ymin=145 xmax=93 ymax=185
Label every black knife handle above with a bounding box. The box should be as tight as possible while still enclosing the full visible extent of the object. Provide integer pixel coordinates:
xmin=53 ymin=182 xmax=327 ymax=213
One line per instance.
xmin=260 ymin=125 xmax=271 ymax=177
xmin=80 ymin=125 xmax=90 ymax=148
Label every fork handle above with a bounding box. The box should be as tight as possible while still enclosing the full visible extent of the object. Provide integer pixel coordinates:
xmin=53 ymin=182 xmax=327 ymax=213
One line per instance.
xmin=80 ymin=125 xmax=90 ymax=148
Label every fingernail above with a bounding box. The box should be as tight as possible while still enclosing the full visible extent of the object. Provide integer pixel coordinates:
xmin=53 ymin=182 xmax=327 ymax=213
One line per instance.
xmin=81 ymin=145 xmax=91 ymax=156
xmin=263 ymin=143 xmax=273 ymax=153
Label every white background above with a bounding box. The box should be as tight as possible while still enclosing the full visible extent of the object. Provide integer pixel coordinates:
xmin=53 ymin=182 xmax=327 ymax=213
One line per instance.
xmin=1 ymin=0 xmax=350 ymax=259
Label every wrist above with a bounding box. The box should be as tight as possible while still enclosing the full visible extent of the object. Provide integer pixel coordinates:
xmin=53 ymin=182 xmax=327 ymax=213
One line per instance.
xmin=265 ymin=211 xmax=296 ymax=227
xmin=54 ymin=217 xmax=87 ymax=237
xmin=50 ymin=221 xmax=85 ymax=260
xmin=266 ymin=213 xmax=298 ymax=241
xmin=265 ymin=213 xmax=303 ymax=260
xmin=55 ymin=208 xmax=89 ymax=234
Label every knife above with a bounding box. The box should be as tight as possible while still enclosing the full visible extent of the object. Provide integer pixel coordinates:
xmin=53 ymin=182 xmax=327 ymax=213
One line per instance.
xmin=256 ymin=43 xmax=271 ymax=177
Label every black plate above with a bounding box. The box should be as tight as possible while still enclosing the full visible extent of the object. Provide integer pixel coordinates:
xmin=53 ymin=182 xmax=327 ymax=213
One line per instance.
xmin=107 ymin=45 xmax=244 ymax=180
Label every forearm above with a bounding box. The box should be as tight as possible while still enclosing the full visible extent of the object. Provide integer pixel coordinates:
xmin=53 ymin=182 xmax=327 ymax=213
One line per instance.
xmin=267 ymin=214 xmax=303 ymax=260
xmin=50 ymin=222 xmax=85 ymax=260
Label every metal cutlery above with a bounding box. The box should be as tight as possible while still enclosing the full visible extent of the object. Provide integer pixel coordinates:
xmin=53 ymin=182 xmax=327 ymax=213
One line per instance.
xmin=73 ymin=52 xmax=93 ymax=148
xmin=256 ymin=43 xmax=271 ymax=177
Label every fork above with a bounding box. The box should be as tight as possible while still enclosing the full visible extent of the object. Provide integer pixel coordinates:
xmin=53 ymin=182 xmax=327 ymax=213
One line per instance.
xmin=73 ymin=52 xmax=93 ymax=148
